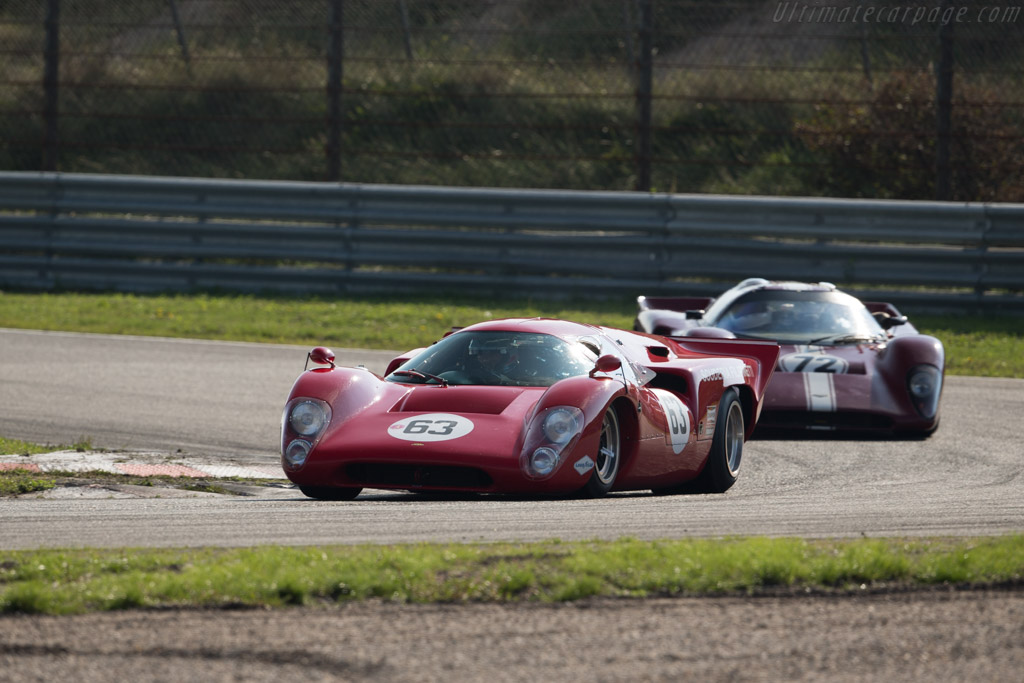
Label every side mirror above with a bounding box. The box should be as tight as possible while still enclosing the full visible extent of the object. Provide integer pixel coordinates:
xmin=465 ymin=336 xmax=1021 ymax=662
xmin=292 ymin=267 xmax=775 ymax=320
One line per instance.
xmin=685 ymin=309 xmax=705 ymax=320
xmin=590 ymin=354 xmax=622 ymax=377
xmin=873 ymin=312 xmax=908 ymax=330
xmin=307 ymin=346 xmax=335 ymax=369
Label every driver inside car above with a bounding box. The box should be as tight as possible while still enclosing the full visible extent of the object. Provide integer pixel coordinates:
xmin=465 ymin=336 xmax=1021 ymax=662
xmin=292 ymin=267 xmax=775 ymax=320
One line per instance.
xmin=467 ymin=338 xmax=520 ymax=384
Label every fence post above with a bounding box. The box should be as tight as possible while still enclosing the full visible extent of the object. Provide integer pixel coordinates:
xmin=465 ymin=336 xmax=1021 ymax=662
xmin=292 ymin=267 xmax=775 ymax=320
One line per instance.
xmin=935 ymin=8 xmax=954 ymax=201
xmin=397 ymin=0 xmax=414 ymax=60
xmin=43 ymin=0 xmax=60 ymax=172
xmin=634 ymin=0 xmax=653 ymax=193
xmin=326 ymin=0 xmax=344 ymax=181
xmin=166 ymin=0 xmax=193 ymax=76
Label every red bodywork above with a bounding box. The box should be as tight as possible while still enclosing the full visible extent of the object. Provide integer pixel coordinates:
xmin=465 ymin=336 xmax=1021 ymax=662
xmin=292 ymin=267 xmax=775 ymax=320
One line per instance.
xmin=635 ymin=282 xmax=945 ymax=436
xmin=282 ymin=318 xmax=778 ymax=496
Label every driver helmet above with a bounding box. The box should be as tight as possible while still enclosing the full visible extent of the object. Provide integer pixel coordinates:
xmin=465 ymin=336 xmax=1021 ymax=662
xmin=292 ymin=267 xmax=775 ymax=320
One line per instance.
xmin=469 ymin=338 xmax=518 ymax=376
xmin=726 ymin=301 xmax=771 ymax=331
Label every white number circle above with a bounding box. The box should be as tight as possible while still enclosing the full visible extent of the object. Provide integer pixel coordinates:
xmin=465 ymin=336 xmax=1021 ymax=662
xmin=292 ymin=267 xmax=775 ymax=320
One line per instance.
xmin=388 ymin=413 xmax=475 ymax=442
xmin=780 ymin=353 xmax=849 ymax=374
xmin=653 ymin=389 xmax=691 ymax=454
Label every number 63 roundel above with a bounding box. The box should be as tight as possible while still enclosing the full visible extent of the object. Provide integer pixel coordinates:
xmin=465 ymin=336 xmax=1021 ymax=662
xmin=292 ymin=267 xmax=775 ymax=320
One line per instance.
xmin=388 ymin=413 xmax=475 ymax=442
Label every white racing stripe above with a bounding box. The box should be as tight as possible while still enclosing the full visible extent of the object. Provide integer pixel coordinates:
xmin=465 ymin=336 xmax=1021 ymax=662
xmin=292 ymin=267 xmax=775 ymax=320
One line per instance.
xmin=796 ymin=345 xmax=838 ymax=412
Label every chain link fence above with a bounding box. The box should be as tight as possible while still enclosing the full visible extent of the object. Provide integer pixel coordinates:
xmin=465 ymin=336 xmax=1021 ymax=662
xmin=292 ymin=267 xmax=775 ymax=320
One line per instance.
xmin=2 ymin=0 xmax=1022 ymax=200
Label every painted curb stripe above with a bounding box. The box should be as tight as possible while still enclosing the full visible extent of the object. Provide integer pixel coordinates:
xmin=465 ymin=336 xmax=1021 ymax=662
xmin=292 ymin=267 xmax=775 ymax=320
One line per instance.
xmin=116 ymin=463 xmax=209 ymax=478
xmin=0 ymin=459 xmax=287 ymax=479
xmin=0 ymin=462 xmax=41 ymax=472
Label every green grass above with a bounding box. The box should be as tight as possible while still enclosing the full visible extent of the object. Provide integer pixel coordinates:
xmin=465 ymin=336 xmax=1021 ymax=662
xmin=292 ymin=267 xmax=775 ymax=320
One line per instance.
xmin=0 ymin=290 xmax=1021 ymax=377
xmin=1 ymin=536 xmax=1020 ymax=615
xmin=0 ymin=437 xmax=62 ymax=457
xmin=0 ymin=469 xmax=56 ymax=496
xmin=0 ymin=436 xmax=93 ymax=457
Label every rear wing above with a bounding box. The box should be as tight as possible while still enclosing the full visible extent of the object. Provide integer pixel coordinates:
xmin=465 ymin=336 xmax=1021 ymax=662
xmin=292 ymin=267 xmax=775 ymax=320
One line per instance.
xmin=669 ymin=336 xmax=780 ymax=400
xmin=637 ymin=295 xmax=713 ymax=313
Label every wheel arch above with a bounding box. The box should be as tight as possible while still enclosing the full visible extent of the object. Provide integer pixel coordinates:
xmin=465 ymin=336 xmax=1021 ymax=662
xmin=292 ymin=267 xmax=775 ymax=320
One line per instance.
xmin=609 ymin=395 xmax=640 ymax=471
xmin=730 ymin=383 xmax=756 ymax=440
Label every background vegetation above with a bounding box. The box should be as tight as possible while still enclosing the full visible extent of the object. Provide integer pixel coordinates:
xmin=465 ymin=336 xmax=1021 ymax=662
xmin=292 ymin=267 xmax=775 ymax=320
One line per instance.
xmin=2 ymin=0 xmax=1021 ymax=199
xmin=0 ymin=290 xmax=1021 ymax=377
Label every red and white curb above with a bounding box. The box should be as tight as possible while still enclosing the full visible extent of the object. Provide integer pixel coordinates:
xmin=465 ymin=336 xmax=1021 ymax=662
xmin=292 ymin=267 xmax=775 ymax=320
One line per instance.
xmin=0 ymin=450 xmax=286 ymax=480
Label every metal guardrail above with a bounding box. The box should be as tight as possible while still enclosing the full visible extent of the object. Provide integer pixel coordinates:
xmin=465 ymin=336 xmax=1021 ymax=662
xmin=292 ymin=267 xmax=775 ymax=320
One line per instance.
xmin=1 ymin=172 xmax=1023 ymax=314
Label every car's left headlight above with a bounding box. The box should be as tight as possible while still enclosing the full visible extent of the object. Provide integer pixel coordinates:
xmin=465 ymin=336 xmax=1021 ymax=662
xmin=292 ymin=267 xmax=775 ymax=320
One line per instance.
xmin=542 ymin=407 xmax=581 ymax=445
xmin=907 ymin=364 xmax=942 ymax=419
xmin=520 ymin=406 xmax=584 ymax=480
xmin=282 ymin=398 xmax=332 ymax=470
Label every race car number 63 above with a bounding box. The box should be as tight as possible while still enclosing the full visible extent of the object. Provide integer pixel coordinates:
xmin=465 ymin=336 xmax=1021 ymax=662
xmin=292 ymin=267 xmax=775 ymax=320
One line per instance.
xmin=388 ymin=413 xmax=475 ymax=442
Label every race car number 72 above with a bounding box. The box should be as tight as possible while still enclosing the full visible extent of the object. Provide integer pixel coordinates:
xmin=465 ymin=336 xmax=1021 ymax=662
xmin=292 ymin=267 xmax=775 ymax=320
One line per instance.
xmin=780 ymin=353 xmax=850 ymax=374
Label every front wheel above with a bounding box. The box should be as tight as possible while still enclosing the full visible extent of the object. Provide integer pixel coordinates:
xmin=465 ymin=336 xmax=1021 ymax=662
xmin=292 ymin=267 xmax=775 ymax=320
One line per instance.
xmin=580 ymin=408 xmax=621 ymax=497
xmin=299 ymin=485 xmax=362 ymax=501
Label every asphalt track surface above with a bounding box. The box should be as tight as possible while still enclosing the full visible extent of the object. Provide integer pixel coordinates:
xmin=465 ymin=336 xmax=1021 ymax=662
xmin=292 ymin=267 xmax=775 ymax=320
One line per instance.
xmin=1 ymin=327 xmax=1022 ymax=549
xmin=3 ymin=328 xmax=1024 ymax=683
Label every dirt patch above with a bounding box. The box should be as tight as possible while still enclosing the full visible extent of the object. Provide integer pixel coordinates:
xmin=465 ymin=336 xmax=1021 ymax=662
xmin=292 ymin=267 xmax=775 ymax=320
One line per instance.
xmin=2 ymin=589 xmax=1021 ymax=681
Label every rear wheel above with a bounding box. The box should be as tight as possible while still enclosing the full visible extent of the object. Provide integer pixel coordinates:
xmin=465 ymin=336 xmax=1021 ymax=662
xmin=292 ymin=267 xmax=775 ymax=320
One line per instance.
xmin=693 ymin=388 xmax=744 ymax=493
xmin=581 ymin=408 xmax=621 ymax=497
xmin=299 ymin=485 xmax=362 ymax=501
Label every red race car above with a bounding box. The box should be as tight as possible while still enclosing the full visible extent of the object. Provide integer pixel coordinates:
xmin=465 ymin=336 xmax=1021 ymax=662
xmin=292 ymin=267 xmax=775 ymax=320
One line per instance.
xmin=635 ymin=279 xmax=944 ymax=437
xmin=282 ymin=318 xmax=778 ymax=500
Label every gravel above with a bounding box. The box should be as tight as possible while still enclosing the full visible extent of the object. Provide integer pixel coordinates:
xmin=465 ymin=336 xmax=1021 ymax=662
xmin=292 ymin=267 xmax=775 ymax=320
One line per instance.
xmin=2 ymin=589 xmax=1022 ymax=681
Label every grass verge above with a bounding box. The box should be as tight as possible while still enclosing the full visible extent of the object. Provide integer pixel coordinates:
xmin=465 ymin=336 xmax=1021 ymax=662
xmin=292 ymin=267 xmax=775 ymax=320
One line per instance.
xmin=1 ymin=536 xmax=1021 ymax=615
xmin=0 ymin=291 xmax=1021 ymax=377
xmin=0 ymin=436 xmax=92 ymax=457
xmin=0 ymin=469 xmax=56 ymax=496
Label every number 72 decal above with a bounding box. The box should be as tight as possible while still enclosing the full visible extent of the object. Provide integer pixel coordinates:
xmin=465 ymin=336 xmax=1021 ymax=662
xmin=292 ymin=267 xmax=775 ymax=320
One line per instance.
xmin=389 ymin=413 xmax=475 ymax=441
xmin=780 ymin=352 xmax=849 ymax=374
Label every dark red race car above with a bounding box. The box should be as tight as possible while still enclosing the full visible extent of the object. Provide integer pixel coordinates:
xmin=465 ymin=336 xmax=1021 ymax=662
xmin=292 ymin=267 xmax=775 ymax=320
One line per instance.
xmin=634 ymin=279 xmax=944 ymax=437
xmin=282 ymin=318 xmax=778 ymax=500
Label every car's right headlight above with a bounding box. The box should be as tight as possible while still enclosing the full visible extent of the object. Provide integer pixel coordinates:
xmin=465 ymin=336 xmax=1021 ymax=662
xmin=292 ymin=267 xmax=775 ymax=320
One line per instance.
xmin=282 ymin=398 xmax=332 ymax=470
xmin=289 ymin=399 xmax=330 ymax=436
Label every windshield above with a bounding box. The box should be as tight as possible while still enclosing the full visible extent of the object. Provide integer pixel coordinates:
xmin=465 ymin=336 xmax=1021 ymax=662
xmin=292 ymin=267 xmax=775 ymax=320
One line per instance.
xmin=386 ymin=331 xmax=597 ymax=387
xmin=716 ymin=291 xmax=885 ymax=344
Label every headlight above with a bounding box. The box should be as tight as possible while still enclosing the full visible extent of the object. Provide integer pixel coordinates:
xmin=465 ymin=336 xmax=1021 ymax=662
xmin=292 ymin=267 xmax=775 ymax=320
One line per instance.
xmin=289 ymin=399 xmax=330 ymax=437
xmin=543 ymin=408 xmax=581 ymax=444
xmin=907 ymin=365 xmax=942 ymax=419
xmin=282 ymin=398 xmax=332 ymax=469
xmin=530 ymin=447 xmax=559 ymax=477
xmin=520 ymin=406 xmax=584 ymax=480
xmin=284 ymin=439 xmax=311 ymax=469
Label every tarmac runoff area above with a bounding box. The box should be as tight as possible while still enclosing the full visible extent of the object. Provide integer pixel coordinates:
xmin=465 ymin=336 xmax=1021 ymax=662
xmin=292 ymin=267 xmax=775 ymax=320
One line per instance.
xmin=0 ymin=450 xmax=286 ymax=481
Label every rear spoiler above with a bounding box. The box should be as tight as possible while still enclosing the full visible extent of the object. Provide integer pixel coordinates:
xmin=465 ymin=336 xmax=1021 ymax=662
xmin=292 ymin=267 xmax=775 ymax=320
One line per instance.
xmin=669 ymin=336 xmax=780 ymax=400
xmin=637 ymin=295 xmax=714 ymax=312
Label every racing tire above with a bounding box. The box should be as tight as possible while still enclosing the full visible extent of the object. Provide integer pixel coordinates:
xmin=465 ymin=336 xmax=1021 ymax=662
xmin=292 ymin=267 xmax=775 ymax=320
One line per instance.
xmin=580 ymin=408 xmax=621 ymax=498
xmin=299 ymin=485 xmax=362 ymax=501
xmin=692 ymin=388 xmax=744 ymax=493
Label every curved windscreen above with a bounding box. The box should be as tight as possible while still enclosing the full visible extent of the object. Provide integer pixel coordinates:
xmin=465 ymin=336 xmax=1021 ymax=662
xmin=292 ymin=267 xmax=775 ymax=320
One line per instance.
xmin=716 ymin=291 xmax=885 ymax=344
xmin=386 ymin=331 xmax=597 ymax=387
